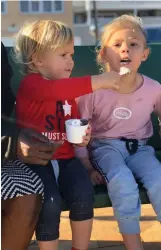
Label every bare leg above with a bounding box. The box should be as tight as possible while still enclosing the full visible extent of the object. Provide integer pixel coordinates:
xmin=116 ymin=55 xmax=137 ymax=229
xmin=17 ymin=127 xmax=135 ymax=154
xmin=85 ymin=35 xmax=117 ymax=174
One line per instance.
xmin=1 ymin=194 xmax=42 ymax=250
xmin=71 ymin=219 xmax=93 ymax=250
xmin=38 ymin=240 xmax=59 ymax=250
xmin=122 ymin=233 xmax=144 ymax=250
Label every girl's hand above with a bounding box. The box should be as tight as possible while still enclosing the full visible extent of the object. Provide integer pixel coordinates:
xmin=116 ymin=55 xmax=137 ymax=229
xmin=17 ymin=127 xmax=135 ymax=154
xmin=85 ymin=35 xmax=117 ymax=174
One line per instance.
xmin=74 ymin=124 xmax=92 ymax=147
xmin=89 ymin=169 xmax=105 ymax=185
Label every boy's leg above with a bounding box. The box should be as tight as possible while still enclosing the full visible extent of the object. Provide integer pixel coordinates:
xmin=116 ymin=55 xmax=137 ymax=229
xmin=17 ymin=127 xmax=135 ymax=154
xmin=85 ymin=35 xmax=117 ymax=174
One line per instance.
xmin=58 ymin=158 xmax=94 ymax=250
xmin=29 ymin=162 xmax=62 ymax=250
xmin=90 ymin=139 xmax=143 ymax=250
xmin=126 ymin=145 xmax=161 ymax=221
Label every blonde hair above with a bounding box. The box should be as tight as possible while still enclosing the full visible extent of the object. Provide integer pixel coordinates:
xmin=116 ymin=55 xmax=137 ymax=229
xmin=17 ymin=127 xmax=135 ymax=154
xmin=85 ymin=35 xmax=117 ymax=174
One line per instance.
xmin=97 ymin=15 xmax=147 ymax=72
xmin=14 ymin=20 xmax=73 ymax=74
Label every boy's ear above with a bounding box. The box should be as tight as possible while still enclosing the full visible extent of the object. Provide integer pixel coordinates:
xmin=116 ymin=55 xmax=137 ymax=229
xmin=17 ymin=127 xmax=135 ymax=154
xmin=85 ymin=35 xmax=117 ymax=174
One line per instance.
xmin=32 ymin=53 xmax=43 ymax=67
xmin=142 ymin=47 xmax=150 ymax=62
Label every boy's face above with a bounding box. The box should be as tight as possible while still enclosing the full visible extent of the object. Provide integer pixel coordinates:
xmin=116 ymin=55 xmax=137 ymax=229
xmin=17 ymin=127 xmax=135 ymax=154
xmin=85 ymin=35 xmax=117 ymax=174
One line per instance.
xmin=39 ymin=42 xmax=74 ymax=79
xmin=103 ymin=28 xmax=149 ymax=73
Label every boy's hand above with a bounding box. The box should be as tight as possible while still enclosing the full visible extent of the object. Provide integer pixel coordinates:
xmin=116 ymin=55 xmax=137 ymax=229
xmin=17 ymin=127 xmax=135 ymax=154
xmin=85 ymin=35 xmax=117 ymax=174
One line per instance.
xmin=89 ymin=169 xmax=105 ymax=185
xmin=92 ymin=71 xmax=121 ymax=92
xmin=101 ymin=71 xmax=121 ymax=91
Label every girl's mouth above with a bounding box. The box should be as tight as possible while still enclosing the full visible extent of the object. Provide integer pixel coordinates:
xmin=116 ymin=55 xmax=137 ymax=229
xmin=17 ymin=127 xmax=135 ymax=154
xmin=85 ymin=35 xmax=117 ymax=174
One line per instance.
xmin=120 ymin=58 xmax=131 ymax=65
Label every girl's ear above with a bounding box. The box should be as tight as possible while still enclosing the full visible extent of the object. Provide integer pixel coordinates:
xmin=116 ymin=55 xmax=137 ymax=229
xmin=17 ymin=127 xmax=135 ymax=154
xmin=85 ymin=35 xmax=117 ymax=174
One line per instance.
xmin=142 ymin=47 xmax=150 ymax=62
xmin=100 ymin=48 xmax=108 ymax=63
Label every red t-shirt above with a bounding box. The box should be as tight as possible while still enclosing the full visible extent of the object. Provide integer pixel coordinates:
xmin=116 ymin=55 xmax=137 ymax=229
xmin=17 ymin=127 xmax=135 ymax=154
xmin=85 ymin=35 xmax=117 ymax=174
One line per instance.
xmin=16 ymin=73 xmax=92 ymax=159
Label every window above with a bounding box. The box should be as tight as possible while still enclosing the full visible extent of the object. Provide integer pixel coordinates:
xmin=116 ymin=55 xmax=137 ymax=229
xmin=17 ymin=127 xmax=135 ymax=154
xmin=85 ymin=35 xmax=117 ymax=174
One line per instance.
xmin=20 ymin=0 xmax=63 ymax=13
xmin=74 ymin=13 xmax=87 ymax=24
xmin=1 ymin=0 xmax=7 ymax=14
xmin=138 ymin=9 xmax=161 ymax=17
xmin=145 ymin=27 xmax=161 ymax=43
xmin=55 ymin=1 xmax=62 ymax=11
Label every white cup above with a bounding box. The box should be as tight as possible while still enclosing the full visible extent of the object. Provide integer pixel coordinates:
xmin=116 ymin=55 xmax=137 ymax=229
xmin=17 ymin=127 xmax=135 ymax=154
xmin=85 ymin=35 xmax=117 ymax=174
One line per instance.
xmin=65 ymin=119 xmax=88 ymax=144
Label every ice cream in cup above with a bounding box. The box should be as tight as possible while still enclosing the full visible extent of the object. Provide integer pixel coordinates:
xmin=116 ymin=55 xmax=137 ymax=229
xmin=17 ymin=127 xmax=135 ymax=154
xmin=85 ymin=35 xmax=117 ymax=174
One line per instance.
xmin=65 ymin=119 xmax=89 ymax=144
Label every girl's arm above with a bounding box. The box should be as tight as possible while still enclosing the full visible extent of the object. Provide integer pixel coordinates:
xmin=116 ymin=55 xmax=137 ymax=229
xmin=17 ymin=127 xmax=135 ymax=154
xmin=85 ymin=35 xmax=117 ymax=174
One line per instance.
xmin=154 ymin=89 xmax=161 ymax=136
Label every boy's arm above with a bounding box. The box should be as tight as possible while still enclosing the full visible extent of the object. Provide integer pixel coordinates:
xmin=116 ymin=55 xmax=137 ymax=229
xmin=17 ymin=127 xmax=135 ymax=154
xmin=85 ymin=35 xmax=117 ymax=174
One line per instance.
xmin=18 ymin=71 xmax=121 ymax=102
xmin=19 ymin=74 xmax=92 ymax=101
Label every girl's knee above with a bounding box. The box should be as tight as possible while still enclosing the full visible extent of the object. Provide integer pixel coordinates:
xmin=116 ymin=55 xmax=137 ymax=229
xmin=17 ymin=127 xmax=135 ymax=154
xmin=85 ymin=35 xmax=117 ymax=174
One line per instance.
xmin=147 ymin=178 xmax=161 ymax=196
xmin=108 ymin=169 xmax=139 ymax=198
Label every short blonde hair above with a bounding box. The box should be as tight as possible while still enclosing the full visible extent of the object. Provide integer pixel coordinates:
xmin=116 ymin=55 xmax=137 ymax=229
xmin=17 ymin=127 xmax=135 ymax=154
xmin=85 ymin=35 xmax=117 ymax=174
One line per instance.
xmin=14 ymin=20 xmax=73 ymax=73
xmin=97 ymin=15 xmax=147 ymax=71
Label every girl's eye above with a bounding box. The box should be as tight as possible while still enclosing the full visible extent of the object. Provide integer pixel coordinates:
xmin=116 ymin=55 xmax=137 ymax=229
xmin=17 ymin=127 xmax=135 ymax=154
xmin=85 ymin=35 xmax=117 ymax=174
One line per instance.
xmin=61 ymin=54 xmax=66 ymax=57
xmin=131 ymin=43 xmax=137 ymax=47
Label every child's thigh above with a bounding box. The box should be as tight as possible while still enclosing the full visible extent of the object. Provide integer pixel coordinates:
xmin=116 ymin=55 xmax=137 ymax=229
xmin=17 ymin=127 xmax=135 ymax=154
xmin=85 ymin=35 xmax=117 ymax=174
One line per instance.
xmin=28 ymin=162 xmax=61 ymax=204
xmin=127 ymin=145 xmax=161 ymax=188
xmin=90 ymin=140 xmax=128 ymax=181
xmin=58 ymin=158 xmax=94 ymax=204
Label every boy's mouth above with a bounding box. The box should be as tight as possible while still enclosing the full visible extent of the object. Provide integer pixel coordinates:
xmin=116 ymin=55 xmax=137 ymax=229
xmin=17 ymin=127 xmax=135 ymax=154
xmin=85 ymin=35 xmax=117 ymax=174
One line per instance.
xmin=120 ymin=58 xmax=131 ymax=65
xmin=65 ymin=69 xmax=72 ymax=73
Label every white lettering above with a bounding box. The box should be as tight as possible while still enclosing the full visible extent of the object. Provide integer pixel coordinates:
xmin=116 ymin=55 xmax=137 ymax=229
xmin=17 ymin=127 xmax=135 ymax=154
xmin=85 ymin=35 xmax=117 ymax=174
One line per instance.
xmin=113 ymin=107 xmax=132 ymax=120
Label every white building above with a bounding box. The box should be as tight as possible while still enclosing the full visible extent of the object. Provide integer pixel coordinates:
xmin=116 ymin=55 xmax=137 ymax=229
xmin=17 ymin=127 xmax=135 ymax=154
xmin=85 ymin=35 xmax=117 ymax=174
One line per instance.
xmin=73 ymin=0 xmax=161 ymax=45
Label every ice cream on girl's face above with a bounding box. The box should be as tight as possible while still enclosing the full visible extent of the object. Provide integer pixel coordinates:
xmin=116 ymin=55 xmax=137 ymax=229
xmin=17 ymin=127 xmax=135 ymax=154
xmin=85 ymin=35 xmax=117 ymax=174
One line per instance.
xmin=119 ymin=67 xmax=131 ymax=75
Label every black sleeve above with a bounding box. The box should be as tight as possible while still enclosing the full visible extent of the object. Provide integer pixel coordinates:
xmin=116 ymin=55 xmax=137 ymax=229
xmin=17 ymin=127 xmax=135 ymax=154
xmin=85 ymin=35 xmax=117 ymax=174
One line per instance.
xmin=1 ymin=42 xmax=15 ymax=117
xmin=1 ymin=116 xmax=19 ymax=164
xmin=1 ymin=42 xmax=18 ymax=164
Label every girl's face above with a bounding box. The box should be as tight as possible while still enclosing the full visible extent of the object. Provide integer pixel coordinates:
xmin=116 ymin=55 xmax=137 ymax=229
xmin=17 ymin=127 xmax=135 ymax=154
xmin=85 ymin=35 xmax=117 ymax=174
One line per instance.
xmin=102 ymin=28 xmax=149 ymax=73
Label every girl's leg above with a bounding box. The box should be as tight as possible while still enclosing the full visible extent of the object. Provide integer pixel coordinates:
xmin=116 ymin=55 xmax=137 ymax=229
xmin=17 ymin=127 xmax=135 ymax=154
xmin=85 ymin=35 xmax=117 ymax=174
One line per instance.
xmin=122 ymin=234 xmax=144 ymax=250
xmin=1 ymin=194 xmax=42 ymax=250
xmin=127 ymin=145 xmax=161 ymax=223
xmin=29 ymin=163 xmax=62 ymax=250
xmin=90 ymin=139 xmax=142 ymax=250
xmin=58 ymin=158 xmax=94 ymax=250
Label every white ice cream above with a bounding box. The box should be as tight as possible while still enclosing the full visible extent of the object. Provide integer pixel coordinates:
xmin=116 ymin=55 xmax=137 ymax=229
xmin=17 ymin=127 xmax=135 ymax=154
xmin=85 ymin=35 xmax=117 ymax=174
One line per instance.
xmin=119 ymin=67 xmax=130 ymax=75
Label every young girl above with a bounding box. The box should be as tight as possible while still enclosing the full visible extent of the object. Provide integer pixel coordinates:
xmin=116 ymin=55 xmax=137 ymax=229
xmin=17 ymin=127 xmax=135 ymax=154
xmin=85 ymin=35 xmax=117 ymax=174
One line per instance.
xmin=77 ymin=15 xmax=161 ymax=250
xmin=14 ymin=20 xmax=124 ymax=250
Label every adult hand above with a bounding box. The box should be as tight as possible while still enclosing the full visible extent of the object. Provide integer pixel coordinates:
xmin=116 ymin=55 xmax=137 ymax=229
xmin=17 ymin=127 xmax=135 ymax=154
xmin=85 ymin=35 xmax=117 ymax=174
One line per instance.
xmin=17 ymin=128 xmax=62 ymax=165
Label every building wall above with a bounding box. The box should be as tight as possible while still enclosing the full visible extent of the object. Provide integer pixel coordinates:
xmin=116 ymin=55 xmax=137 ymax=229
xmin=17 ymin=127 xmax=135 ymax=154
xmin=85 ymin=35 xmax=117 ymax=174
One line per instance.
xmin=73 ymin=26 xmax=95 ymax=45
xmin=1 ymin=1 xmax=73 ymax=38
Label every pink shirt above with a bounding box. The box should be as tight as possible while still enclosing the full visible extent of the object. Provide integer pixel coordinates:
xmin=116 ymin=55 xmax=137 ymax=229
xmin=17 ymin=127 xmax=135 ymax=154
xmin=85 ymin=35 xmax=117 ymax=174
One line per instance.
xmin=76 ymin=75 xmax=161 ymax=157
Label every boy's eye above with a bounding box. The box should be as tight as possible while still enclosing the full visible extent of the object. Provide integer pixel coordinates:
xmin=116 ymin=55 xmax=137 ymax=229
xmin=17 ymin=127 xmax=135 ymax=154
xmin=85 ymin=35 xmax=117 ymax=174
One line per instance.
xmin=114 ymin=43 xmax=121 ymax=47
xmin=61 ymin=54 xmax=66 ymax=57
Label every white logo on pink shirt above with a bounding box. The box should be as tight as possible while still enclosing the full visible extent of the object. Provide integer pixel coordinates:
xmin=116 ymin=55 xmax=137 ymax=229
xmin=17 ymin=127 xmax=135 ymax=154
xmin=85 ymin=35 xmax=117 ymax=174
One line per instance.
xmin=113 ymin=107 xmax=132 ymax=120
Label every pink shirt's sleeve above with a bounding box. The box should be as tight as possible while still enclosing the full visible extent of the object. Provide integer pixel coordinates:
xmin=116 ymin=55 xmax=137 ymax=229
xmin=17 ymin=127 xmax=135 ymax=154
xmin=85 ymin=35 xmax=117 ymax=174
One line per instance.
xmin=77 ymin=93 xmax=95 ymax=120
xmin=154 ymin=87 xmax=161 ymax=136
xmin=74 ymin=93 xmax=95 ymax=158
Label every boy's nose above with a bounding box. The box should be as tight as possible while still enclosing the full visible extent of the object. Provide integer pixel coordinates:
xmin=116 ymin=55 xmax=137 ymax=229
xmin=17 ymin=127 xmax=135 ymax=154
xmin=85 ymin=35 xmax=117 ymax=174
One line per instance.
xmin=68 ymin=59 xmax=74 ymax=65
